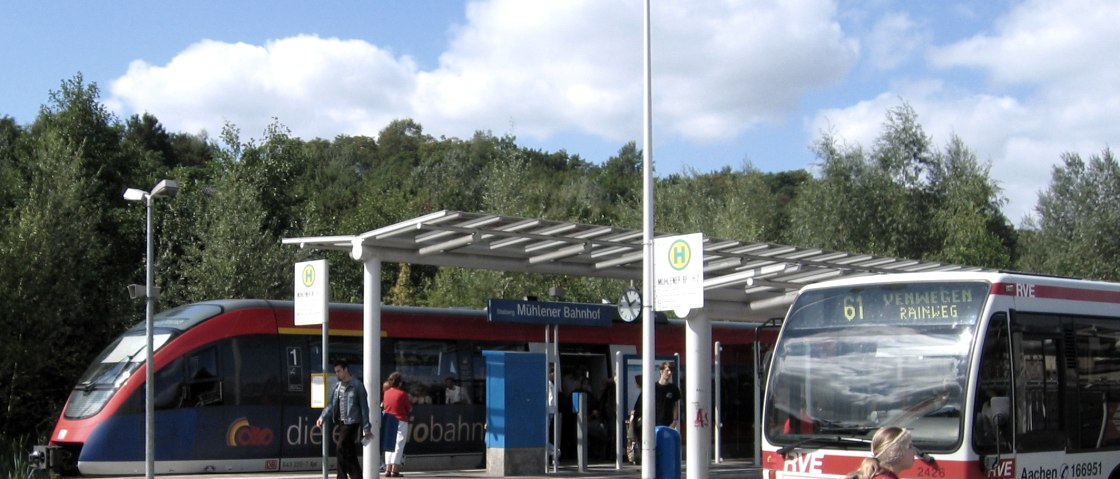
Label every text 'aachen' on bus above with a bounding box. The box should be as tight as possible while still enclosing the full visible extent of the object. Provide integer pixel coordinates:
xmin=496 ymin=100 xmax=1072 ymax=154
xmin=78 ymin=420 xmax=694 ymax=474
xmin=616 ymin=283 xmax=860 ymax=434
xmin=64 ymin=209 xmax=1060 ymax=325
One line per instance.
xmin=761 ymin=271 xmax=1120 ymax=479
xmin=43 ymin=300 xmax=764 ymax=475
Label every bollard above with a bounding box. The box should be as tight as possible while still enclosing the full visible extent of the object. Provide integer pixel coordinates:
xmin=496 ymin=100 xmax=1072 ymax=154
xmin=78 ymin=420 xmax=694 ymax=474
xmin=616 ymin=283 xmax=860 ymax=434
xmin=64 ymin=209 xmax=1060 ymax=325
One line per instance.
xmin=574 ymin=392 xmax=588 ymax=472
xmin=654 ymin=426 xmax=681 ymax=479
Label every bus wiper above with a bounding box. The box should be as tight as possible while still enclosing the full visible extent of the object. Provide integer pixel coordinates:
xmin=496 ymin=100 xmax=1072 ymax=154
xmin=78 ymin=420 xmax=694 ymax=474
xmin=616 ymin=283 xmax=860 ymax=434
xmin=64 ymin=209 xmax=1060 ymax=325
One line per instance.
xmin=776 ymin=435 xmax=870 ymax=456
xmin=915 ymin=447 xmax=939 ymax=468
xmin=819 ymin=424 xmax=878 ymax=435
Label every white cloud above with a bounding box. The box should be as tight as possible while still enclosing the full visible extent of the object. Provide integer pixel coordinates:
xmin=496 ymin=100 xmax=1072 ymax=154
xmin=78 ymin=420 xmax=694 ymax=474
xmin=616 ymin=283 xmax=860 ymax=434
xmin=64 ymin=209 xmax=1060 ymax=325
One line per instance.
xmin=929 ymin=0 xmax=1120 ymax=88
xmin=865 ymin=12 xmax=927 ymax=70
xmin=808 ymin=0 xmax=1120 ymax=224
xmin=109 ymin=35 xmax=418 ymax=139
xmin=108 ymin=0 xmax=857 ymax=148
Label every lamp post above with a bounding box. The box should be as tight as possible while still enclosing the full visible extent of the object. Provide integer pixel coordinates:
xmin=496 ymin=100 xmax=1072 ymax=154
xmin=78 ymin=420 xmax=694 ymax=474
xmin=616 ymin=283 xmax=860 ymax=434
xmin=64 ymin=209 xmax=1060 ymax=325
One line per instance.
xmin=123 ymin=179 xmax=178 ymax=479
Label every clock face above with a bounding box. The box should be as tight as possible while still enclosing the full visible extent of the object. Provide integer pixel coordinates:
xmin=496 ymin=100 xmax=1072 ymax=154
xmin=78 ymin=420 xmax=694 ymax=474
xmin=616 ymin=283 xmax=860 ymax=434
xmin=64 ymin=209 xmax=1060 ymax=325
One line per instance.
xmin=618 ymin=288 xmax=641 ymax=322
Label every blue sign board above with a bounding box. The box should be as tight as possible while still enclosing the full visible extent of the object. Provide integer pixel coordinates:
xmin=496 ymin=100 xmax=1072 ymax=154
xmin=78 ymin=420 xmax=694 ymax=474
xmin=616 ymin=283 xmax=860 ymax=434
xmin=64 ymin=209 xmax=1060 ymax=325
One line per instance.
xmin=486 ymin=299 xmax=615 ymax=327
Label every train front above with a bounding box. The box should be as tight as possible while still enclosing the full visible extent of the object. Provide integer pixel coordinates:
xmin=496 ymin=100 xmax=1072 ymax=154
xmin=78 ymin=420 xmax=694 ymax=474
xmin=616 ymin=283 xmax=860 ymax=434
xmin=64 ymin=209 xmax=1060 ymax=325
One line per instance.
xmin=38 ymin=303 xmax=221 ymax=475
xmin=38 ymin=329 xmax=168 ymax=474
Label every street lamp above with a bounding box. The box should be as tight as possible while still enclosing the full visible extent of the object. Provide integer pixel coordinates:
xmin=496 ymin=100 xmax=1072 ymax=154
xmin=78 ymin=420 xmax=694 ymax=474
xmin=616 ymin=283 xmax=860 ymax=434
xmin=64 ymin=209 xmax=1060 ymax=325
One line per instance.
xmin=123 ymin=179 xmax=178 ymax=479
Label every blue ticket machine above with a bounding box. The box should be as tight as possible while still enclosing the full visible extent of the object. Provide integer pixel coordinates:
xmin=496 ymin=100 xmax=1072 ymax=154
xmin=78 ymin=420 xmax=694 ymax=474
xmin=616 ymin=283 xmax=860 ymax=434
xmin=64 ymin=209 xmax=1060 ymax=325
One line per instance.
xmin=484 ymin=351 xmax=546 ymax=476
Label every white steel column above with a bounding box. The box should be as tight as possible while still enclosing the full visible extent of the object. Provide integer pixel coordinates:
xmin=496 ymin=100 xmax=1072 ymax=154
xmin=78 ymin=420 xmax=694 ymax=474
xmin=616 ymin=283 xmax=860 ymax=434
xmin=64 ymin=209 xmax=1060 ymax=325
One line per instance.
xmin=353 ymin=243 xmax=382 ymax=477
xmin=685 ymin=311 xmax=711 ymax=479
xmin=640 ymin=0 xmax=656 ymax=477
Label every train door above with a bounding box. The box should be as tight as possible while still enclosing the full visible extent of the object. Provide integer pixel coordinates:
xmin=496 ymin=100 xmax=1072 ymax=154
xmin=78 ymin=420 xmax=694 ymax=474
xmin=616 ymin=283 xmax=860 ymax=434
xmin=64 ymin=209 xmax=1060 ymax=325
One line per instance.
xmin=277 ymin=335 xmax=362 ymax=470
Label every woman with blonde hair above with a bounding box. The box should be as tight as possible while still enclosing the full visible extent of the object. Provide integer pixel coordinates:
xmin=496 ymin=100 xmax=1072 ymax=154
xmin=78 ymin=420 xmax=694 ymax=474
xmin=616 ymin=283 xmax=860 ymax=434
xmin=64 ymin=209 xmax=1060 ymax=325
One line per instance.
xmin=845 ymin=427 xmax=916 ymax=479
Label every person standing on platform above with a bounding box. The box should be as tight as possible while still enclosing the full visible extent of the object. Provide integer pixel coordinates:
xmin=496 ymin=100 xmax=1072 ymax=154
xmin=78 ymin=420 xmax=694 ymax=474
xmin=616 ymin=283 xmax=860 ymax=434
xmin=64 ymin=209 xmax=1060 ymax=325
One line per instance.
xmin=654 ymin=362 xmax=681 ymax=429
xmin=382 ymin=372 xmax=412 ymax=477
xmin=317 ymin=360 xmax=372 ymax=479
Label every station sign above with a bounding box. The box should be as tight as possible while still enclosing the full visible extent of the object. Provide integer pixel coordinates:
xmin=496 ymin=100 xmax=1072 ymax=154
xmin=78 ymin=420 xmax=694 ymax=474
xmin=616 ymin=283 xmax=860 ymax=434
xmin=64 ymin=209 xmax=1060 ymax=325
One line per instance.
xmin=294 ymin=259 xmax=328 ymax=326
xmin=654 ymin=233 xmax=704 ymax=312
xmin=487 ymin=299 xmax=614 ymax=327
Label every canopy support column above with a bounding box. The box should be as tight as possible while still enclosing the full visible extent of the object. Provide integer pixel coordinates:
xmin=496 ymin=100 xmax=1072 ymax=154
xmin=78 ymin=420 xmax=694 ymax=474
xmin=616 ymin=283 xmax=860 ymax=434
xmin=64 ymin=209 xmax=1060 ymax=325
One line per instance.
xmin=685 ymin=310 xmax=711 ymax=479
xmin=352 ymin=243 xmax=382 ymax=477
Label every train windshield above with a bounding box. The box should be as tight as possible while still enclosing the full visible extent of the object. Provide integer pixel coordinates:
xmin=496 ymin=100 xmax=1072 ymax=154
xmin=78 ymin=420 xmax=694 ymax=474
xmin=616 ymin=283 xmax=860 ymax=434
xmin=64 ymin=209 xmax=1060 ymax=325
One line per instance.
xmin=64 ymin=304 xmax=223 ymax=419
xmin=763 ymin=281 xmax=989 ymax=451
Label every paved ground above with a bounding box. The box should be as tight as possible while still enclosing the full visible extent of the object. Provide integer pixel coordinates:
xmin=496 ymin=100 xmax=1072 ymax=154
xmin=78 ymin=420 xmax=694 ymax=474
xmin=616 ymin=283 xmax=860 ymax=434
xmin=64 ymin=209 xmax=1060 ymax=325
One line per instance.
xmin=84 ymin=460 xmax=760 ymax=479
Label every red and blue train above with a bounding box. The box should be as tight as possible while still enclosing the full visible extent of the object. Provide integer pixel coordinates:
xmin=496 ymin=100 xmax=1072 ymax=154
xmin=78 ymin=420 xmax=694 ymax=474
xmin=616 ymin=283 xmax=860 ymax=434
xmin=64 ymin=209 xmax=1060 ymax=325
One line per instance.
xmin=45 ymin=299 xmax=763 ymax=475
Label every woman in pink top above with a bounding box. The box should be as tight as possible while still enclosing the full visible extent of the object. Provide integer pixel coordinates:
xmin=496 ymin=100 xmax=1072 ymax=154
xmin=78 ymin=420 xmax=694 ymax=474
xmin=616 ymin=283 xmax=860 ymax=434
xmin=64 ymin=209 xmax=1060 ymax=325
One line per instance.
xmin=381 ymin=372 xmax=411 ymax=477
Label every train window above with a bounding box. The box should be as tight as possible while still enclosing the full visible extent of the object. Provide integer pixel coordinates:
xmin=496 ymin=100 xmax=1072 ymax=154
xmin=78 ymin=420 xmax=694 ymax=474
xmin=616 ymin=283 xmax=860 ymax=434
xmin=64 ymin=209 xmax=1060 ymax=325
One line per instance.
xmin=310 ymin=341 xmax=364 ymax=379
xmin=225 ymin=335 xmax=279 ymax=405
xmin=154 ymin=357 xmax=186 ymax=410
xmin=395 ymin=341 xmax=456 ymax=400
xmin=185 ymin=347 xmax=222 ymax=407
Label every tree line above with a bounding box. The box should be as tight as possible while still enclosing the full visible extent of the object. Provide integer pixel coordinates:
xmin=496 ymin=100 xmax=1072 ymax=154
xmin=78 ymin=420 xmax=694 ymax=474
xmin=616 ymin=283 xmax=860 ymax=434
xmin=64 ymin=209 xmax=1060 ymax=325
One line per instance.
xmin=1 ymin=75 xmax=1116 ymax=449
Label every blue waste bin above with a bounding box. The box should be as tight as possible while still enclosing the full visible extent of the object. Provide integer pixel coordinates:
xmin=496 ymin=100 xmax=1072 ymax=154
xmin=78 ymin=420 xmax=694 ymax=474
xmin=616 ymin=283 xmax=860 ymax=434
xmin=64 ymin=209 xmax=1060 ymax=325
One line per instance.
xmin=654 ymin=426 xmax=680 ymax=479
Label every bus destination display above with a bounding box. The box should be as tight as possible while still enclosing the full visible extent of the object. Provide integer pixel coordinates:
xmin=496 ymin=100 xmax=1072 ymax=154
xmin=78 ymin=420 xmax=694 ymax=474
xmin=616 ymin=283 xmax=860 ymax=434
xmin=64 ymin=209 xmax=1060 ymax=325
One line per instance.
xmin=787 ymin=282 xmax=990 ymax=328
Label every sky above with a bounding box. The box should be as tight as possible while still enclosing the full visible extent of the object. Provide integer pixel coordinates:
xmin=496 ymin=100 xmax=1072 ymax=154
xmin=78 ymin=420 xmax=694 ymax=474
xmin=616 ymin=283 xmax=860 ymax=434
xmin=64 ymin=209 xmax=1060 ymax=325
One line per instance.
xmin=3 ymin=0 xmax=1118 ymax=224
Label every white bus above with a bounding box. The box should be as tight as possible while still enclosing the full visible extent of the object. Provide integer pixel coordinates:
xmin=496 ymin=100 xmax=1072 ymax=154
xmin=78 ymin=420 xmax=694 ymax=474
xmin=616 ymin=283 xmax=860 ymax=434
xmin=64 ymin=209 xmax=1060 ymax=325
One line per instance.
xmin=760 ymin=272 xmax=1120 ymax=479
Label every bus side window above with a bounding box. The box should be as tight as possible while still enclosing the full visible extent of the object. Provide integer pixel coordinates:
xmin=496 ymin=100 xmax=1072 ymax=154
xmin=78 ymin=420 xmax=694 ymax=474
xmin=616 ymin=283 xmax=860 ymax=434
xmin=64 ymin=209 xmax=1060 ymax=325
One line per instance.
xmin=1012 ymin=313 xmax=1066 ymax=452
xmin=1072 ymin=318 xmax=1120 ymax=449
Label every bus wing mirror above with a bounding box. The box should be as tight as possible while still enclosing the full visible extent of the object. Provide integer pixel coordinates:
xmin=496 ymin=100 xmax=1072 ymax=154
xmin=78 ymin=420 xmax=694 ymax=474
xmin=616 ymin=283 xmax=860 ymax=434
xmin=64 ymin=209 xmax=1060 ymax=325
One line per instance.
xmin=988 ymin=396 xmax=1010 ymax=426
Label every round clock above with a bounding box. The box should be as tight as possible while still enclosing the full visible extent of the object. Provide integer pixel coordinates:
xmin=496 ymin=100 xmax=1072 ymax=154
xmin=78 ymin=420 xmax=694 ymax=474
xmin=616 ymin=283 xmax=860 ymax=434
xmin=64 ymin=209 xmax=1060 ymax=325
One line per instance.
xmin=617 ymin=288 xmax=642 ymax=322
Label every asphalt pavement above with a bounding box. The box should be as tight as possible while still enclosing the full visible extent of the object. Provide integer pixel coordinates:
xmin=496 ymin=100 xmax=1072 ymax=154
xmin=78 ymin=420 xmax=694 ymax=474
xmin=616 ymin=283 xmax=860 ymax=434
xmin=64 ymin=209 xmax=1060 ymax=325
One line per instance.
xmin=85 ymin=460 xmax=760 ymax=479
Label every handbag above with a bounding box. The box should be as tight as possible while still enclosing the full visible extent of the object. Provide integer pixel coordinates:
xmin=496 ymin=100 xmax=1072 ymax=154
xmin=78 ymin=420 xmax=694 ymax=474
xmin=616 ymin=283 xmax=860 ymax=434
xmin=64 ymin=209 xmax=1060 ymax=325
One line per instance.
xmin=380 ymin=412 xmax=399 ymax=452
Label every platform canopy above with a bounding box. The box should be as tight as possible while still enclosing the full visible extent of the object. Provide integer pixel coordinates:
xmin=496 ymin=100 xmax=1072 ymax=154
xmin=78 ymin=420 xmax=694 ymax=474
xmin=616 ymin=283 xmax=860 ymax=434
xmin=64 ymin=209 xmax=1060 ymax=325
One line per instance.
xmin=283 ymin=210 xmax=988 ymax=323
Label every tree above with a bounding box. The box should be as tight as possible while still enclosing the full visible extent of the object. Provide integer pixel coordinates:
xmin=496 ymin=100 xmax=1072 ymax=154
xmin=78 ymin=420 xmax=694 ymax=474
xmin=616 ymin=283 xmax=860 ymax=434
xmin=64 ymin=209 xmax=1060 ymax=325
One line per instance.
xmin=927 ymin=137 xmax=1014 ymax=268
xmin=1020 ymin=148 xmax=1120 ymax=280
xmin=165 ymin=122 xmax=301 ymax=303
xmin=786 ymin=104 xmax=1014 ymax=268
xmin=596 ymin=141 xmax=642 ymax=208
xmin=0 ymin=117 xmax=122 ymax=439
xmin=652 ymin=165 xmax=779 ymax=242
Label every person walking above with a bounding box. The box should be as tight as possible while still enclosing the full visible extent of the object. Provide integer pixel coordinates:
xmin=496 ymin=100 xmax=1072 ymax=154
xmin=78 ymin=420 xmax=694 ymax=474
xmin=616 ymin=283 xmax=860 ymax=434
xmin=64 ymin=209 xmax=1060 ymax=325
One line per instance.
xmin=382 ymin=371 xmax=412 ymax=477
xmin=316 ymin=360 xmax=372 ymax=479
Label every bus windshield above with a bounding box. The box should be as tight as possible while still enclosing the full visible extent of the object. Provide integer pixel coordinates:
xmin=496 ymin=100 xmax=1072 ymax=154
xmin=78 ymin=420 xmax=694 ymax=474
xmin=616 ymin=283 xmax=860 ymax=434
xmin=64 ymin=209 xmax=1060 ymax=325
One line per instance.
xmin=764 ymin=281 xmax=989 ymax=450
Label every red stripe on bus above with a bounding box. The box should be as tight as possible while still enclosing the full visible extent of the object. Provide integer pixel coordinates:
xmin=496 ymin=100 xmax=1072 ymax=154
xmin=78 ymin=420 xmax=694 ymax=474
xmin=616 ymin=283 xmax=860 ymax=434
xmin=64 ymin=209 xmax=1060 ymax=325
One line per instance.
xmin=991 ymin=282 xmax=1120 ymax=303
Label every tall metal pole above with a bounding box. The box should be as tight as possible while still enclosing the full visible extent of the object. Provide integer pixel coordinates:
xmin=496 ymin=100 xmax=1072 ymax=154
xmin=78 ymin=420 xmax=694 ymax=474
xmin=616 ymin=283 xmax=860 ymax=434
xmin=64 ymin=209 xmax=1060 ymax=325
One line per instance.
xmin=144 ymin=195 xmax=155 ymax=479
xmin=322 ymin=311 xmax=329 ymax=479
xmin=640 ymin=0 xmax=656 ymax=477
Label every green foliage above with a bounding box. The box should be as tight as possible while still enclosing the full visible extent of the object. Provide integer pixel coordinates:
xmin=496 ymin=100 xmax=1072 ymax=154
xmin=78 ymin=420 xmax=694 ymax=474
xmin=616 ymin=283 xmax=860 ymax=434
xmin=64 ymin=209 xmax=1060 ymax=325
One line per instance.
xmin=654 ymin=165 xmax=780 ymax=241
xmin=786 ymin=104 xmax=1015 ymax=268
xmin=1 ymin=434 xmax=34 ymax=479
xmin=1020 ymin=148 xmax=1120 ymax=280
xmin=0 ymin=98 xmax=126 ymax=439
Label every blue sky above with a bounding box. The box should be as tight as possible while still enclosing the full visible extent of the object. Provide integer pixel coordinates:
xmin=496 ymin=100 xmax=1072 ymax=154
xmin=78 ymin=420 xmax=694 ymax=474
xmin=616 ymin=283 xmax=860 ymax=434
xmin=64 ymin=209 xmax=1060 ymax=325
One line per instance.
xmin=4 ymin=1 xmax=1118 ymax=223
